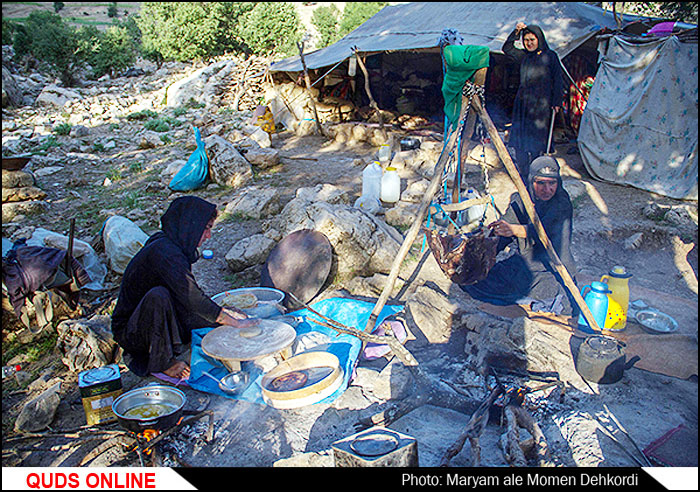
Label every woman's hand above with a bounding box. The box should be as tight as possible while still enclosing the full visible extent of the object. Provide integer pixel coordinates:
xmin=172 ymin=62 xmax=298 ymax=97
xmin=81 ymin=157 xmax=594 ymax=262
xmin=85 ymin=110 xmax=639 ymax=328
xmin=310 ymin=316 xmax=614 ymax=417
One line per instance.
xmin=217 ymin=307 xmax=253 ymax=328
xmin=489 ymin=220 xmax=527 ymax=238
xmin=515 ymin=22 xmax=527 ymax=32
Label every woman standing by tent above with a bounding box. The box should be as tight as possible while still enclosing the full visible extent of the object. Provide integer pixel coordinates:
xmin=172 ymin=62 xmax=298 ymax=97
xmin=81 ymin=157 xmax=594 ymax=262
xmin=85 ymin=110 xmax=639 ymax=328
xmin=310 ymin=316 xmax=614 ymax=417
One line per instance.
xmin=503 ymin=22 xmax=564 ymax=180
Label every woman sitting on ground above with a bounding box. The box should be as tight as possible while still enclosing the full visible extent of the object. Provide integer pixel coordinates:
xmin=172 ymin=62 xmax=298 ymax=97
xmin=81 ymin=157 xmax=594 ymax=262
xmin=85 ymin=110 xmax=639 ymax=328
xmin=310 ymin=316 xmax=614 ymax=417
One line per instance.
xmin=461 ymin=156 xmax=579 ymax=316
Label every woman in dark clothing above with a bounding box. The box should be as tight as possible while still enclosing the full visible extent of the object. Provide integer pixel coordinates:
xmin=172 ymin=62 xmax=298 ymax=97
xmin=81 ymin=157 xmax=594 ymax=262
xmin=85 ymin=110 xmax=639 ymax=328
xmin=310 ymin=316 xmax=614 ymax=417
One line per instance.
xmin=503 ymin=22 xmax=564 ymax=180
xmin=461 ymin=156 xmax=578 ymax=316
xmin=111 ymin=196 xmax=252 ymax=379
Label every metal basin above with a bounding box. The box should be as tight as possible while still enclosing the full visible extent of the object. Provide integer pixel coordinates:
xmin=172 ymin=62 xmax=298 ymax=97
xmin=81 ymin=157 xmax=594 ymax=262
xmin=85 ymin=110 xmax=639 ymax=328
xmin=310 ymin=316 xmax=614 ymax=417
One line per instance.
xmin=635 ymin=309 xmax=678 ymax=334
xmin=112 ymin=385 xmax=186 ymax=432
xmin=212 ymin=287 xmax=285 ymax=319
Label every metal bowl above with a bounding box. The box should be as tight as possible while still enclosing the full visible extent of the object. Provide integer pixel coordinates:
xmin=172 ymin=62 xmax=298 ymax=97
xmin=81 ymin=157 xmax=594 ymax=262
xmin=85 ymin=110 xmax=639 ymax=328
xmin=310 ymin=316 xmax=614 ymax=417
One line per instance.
xmin=112 ymin=385 xmax=186 ymax=432
xmin=635 ymin=309 xmax=678 ymax=334
xmin=212 ymin=287 xmax=285 ymax=319
xmin=219 ymin=371 xmax=249 ymax=394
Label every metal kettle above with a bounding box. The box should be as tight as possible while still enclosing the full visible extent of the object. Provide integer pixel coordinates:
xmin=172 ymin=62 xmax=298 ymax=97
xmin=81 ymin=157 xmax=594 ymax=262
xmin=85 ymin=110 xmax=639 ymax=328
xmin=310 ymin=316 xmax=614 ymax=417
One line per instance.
xmin=575 ymin=335 xmax=640 ymax=384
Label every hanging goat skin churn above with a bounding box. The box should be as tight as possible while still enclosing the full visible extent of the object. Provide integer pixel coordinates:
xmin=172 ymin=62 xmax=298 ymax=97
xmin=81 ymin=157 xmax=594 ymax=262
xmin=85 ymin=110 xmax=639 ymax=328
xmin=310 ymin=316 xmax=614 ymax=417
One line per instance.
xmin=423 ymin=228 xmax=499 ymax=285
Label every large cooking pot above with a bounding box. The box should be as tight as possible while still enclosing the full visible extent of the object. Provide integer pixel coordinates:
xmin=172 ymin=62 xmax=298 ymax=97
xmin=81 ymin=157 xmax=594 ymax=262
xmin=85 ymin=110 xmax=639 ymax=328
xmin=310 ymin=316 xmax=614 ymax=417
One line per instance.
xmin=575 ymin=335 xmax=640 ymax=384
xmin=112 ymin=384 xmax=186 ymax=433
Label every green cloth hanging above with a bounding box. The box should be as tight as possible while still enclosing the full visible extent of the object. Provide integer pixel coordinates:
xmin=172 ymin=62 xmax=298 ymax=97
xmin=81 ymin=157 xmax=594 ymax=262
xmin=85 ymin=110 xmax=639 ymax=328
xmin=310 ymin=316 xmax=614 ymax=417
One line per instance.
xmin=442 ymin=45 xmax=490 ymax=131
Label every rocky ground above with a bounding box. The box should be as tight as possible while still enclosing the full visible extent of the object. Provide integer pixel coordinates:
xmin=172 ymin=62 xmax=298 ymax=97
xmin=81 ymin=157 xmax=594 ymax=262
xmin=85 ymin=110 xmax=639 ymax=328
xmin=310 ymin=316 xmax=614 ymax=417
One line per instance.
xmin=2 ymin=47 xmax=698 ymax=470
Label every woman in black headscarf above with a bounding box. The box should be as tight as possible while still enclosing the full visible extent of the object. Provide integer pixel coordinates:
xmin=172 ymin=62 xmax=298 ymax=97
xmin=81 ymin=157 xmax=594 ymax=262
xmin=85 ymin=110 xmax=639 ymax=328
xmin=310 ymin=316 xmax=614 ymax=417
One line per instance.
xmin=461 ymin=156 xmax=578 ymax=316
xmin=111 ymin=196 xmax=252 ymax=379
xmin=503 ymin=22 xmax=564 ymax=180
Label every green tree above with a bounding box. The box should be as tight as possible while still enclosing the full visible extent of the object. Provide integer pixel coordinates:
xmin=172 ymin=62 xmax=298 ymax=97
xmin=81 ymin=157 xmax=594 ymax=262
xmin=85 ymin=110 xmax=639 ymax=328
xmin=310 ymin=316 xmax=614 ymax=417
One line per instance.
xmin=239 ymin=3 xmax=301 ymax=57
xmin=338 ymin=2 xmax=387 ymax=39
xmin=311 ymin=4 xmax=340 ymax=48
xmin=89 ymin=25 xmax=137 ymax=78
xmin=137 ymin=2 xmax=253 ymax=62
xmin=53 ymin=2 xmax=64 ymax=14
xmin=2 ymin=19 xmax=18 ymax=45
xmin=622 ymin=2 xmax=698 ymax=24
xmin=13 ymin=11 xmax=82 ymax=86
xmin=107 ymin=2 xmax=118 ymax=18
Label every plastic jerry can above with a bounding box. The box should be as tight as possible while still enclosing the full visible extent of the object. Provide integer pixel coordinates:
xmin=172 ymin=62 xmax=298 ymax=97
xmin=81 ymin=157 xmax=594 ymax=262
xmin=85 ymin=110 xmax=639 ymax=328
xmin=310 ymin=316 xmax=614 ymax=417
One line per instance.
xmin=380 ymin=167 xmax=400 ymax=204
xmin=464 ymin=188 xmax=486 ymax=224
xmin=362 ymin=162 xmax=383 ymax=202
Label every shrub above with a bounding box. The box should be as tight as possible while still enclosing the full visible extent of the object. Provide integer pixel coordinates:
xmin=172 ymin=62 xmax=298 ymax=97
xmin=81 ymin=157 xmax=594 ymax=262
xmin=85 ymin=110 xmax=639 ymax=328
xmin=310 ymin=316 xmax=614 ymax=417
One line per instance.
xmin=107 ymin=2 xmax=118 ymax=18
xmin=90 ymin=25 xmax=138 ymax=78
xmin=12 ymin=11 xmax=82 ymax=86
xmin=53 ymin=123 xmax=72 ymax=136
xmin=239 ymin=3 xmax=301 ymax=57
xmin=311 ymin=5 xmax=341 ymax=48
xmin=2 ymin=19 xmax=18 ymax=45
xmin=338 ymin=3 xmax=387 ymax=39
xmin=53 ymin=2 xmax=64 ymax=14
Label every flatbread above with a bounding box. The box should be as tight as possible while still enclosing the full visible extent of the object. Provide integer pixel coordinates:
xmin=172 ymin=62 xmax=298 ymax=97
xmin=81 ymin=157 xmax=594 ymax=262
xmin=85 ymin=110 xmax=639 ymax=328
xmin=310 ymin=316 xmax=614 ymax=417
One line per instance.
xmin=216 ymin=292 xmax=258 ymax=310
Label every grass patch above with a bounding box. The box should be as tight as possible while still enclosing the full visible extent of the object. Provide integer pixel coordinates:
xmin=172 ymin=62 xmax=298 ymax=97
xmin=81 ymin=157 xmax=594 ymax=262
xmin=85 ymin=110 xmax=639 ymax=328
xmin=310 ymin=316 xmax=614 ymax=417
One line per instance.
xmin=2 ymin=330 xmax=58 ymax=367
xmin=126 ymin=109 xmax=157 ymax=121
xmin=35 ymin=135 xmax=61 ymax=152
xmin=144 ymin=117 xmax=183 ymax=133
xmin=53 ymin=122 xmax=72 ymax=136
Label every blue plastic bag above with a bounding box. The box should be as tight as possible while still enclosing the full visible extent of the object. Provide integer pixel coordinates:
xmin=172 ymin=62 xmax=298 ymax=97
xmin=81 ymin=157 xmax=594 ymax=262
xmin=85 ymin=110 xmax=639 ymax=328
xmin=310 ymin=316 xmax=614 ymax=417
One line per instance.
xmin=168 ymin=127 xmax=208 ymax=191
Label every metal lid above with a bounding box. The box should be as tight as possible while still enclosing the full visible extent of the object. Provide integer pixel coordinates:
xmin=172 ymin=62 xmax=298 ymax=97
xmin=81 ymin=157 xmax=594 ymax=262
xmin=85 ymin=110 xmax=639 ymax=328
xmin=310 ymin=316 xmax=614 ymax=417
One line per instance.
xmin=350 ymin=430 xmax=400 ymax=457
xmin=79 ymin=365 xmax=120 ymax=386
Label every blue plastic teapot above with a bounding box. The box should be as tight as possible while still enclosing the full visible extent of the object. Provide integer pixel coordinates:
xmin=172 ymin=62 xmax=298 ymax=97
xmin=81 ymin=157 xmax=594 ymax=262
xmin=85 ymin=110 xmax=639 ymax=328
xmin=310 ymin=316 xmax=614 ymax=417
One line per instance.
xmin=577 ymin=281 xmax=612 ymax=333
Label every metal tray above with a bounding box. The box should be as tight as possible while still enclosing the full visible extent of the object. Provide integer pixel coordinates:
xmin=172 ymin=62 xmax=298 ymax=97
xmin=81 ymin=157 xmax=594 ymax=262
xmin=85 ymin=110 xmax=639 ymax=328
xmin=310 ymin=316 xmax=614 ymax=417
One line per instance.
xmin=635 ymin=309 xmax=678 ymax=334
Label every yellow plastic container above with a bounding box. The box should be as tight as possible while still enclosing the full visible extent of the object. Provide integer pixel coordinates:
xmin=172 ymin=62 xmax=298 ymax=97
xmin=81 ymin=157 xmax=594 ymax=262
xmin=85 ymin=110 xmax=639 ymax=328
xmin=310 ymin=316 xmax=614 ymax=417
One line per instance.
xmin=604 ymin=296 xmax=626 ymax=331
xmin=600 ymin=266 xmax=632 ymax=330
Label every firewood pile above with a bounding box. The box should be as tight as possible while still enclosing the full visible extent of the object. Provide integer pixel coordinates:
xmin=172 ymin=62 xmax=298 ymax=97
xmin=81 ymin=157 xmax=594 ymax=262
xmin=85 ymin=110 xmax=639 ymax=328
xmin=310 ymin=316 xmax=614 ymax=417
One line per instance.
xmin=216 ymin=54 xmax=273 ymax=112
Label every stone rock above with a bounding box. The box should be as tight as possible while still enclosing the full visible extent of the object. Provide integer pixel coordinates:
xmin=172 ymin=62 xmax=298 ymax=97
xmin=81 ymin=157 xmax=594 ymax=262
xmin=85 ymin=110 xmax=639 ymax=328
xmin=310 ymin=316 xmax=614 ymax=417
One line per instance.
xmin=623 ymin=232 xmax=644 ymax=250
xmin=2 ymin=200 xmax=49 ymax=222
xmin=246 ymin=126 xmax=272 ymax=148
xmin=401 ymin=179 xmax=430 ymax=203
xmin=642 ymin=202 xmax=666 ymax=221
xmin=2 ymin=186 xmax=46 ymax=203
xmin=372 ymin=360 xmax=415 ymax=400
xmin=33 ymin=166 xmax=64 ymax=177
xmin=273 ymin=452 xmax=333 ymax=467
xmin=2 ymin=66 xmax=22 ymax=108
xmin=223 ymin=187 xmax=282 ymax=219
xmin=205 ymin=134 xmax=253 ymax=188
xmin=295 ymin=119 xmax=317 ymax=137
xmin=2 ymin=169 xmax=35 ymax=189
xmin=35 ymin=84 xmax=81 ymax=108
xmin=69 ymin=125 xmax=89 ymax=138
xmin=665 ymin=206 xmax=694 ymax=227
xmin=166 ymin=59 xmax=237 ymax=108
xmin=405 ymin=284 xmax=467 ymax=346
xmin=225 ymin=234 xmax=276 ymax=272
xmin=163 ymin=159 xmax=187 ymax=178
xmin=385 ymin=201 xmax=419 ymax=228
xmin=14 ymin=382 xmax=62 ymax=433
xmin=243 ymin=147 xmax=280 ymax=169
xmin=266 ymin=195 xmax=402 ymax=280
xmin=295 ymin=184 xmax=352 ymax=205
xmin=56 ymin=315 xmax=121 ymax=372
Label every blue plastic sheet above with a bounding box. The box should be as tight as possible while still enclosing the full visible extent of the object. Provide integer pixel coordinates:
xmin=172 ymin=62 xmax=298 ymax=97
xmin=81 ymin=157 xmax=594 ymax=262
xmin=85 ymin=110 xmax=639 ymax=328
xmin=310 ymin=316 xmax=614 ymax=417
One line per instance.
xmin=187 ymin=298 xmax=403 ymax=406
xmin=168 ymin=127 xmax=208 ymax=191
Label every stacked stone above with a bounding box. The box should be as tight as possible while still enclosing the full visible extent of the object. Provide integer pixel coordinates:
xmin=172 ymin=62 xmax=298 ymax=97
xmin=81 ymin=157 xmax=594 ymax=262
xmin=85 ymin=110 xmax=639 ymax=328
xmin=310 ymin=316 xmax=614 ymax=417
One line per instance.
xmin=1 ymin=163 xmax=48 ymax=223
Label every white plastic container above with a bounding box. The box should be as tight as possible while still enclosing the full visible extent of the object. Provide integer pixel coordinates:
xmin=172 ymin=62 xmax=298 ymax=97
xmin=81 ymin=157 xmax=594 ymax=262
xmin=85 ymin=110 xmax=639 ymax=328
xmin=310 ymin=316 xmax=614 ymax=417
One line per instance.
xmin=464 ymin=188 xmax=486 ymax=224
xmin=378 ymin=144 xmax=391 ymax=163
xmin=362 ymin=161 xmax=383 ymax=202
xmin=380 ymin=167 xmax=400 ymax=204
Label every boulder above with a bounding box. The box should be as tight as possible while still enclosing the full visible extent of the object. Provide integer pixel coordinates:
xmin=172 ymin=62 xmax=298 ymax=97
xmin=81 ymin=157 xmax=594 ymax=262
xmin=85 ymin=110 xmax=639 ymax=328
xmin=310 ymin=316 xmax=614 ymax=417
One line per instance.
xmin=224 ymin=234 xmax=276 ymax=272
xmin=266 ymin=194 xmax=403 ymax=280
xmin=2 ymin=200 xmax=48 ymax=222
xmin=2 ymin=186 xmax=46 ymax=203
xmin=405 ymin=284 xmax=467 ymax=346
xmin=56 ymin=315 xmax=122 ymax=372
xmin=243 ymin=147 xmax=280 ymax=169
xmin=223 ymin=187 xmax=282 ymax=220
xmin=35 ymin=84 xmax=81 ymax=109
xmin=385 ymin=201 xmax=419 ymax=228
xmin=372 ymin=360 xmax=415 ymax=400
xmin=205 ymin=134 xmax=253 ymax=188
xmin=2 ymin=170 xmax=35 ymax=189
xmin=2 ymin=66 xmax=22 ymax=108
xmin=295 ymin=184 xmax=352 ymax=205
xmin=14 ymin=382 xmax=62 ymax=433
xmin=166 ymin=59 xmax=237 ymax=108
xmin=69 ymin=125 xmax=90 ymax=138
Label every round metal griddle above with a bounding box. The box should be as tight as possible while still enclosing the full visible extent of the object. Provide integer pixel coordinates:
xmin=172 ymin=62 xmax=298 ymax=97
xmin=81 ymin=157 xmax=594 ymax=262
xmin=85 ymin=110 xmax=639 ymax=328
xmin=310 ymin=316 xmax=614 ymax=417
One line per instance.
xmin=350 ymin=430 xmax=400 ymax=457
xmin=201 ymin=319 xmax=296 ymax=369
xmin=260 ymin=229 xmax=332 ymax=305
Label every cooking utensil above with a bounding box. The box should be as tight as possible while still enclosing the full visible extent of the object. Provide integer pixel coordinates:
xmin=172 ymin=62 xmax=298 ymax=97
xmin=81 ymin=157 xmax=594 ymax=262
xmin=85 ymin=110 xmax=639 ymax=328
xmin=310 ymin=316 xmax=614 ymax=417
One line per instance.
xmin=574 ymin=335 xmax=640 ymax=384
xmin=112 ymin=385 xmax=186 ymax=433
xmin=635 ymin=309 xmax=678 ymax=334
xmin=202 ymin=370 xmax=249 ymax=395
xmin=260 ymin=229 xmax=332 ymax=306
xmin=211 ymin=287 xmax=285 ymax=319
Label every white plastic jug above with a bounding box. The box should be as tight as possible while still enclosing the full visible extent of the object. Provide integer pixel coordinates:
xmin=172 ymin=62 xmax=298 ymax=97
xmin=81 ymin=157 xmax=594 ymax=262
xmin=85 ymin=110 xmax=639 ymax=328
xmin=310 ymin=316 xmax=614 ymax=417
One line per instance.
xmin=378 ymin=144 xmax=391 ymax=163
xmin=362 ymin=161 xmax=383 ymax=202
xmin=464 ymin=188 xmax=486 ymax=224
xmin=381 ymin=167 xmax=400 ymax=203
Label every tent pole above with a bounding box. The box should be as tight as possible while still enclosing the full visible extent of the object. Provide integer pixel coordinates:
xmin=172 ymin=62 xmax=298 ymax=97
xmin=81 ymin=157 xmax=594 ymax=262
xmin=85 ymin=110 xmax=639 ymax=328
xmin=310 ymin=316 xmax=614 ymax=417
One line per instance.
xmin=471 ymin=96 xmax=601 ymax=332
xmin=352 ymin=47 xmax=387 ymax=140
xmin=364 ymin=92 xmax=472 ymax=334
xmin=296 ymin=40 xmax=325 ymax=136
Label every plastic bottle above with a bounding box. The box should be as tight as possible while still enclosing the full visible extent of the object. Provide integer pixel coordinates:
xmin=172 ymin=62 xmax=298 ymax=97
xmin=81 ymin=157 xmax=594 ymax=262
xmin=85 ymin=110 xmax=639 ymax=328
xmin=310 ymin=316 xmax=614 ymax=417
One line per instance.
xmin=378 ymin=144 xmax=391 ymax=163
xmin=2 ymin=365 xmax=21 ymax=379
xmin=464 ymin=188 xmax=486 ymax=224
xmin=380 ymin=167 xmax=401 ymax=204
xmin=362 ymin=161 xmax=383 ymax=202
xmin=600 ymin=266 xmax=632 ymax=330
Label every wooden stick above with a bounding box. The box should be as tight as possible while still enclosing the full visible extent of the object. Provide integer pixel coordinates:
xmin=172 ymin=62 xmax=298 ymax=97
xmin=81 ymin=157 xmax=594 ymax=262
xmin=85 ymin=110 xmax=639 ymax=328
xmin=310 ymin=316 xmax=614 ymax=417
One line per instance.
xmin=352 ymin=48 xmax=387 ymax=140
xmin=296 ymin=41 xmax=324 ymax=136
xmin=501 ymin=405 xmax=528 ymax=466
xmin=513 ymin=405 xmax=554 ymax=467
xmin=364 ymin=93 xmax=472 ymax=334
xmin=440 ymin=385 xmax=504 ymax=467
xmin=471 ymin=97 xmax=600 ymax=332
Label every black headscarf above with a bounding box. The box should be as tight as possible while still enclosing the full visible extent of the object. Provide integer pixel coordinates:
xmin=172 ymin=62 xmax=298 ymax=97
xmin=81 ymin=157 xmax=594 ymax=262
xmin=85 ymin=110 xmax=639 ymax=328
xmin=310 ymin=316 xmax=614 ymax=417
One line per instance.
xmin=150 ymin=196 xmax=217 ymax=264
xmin=522 ymin=25 xmax=551 ymax=53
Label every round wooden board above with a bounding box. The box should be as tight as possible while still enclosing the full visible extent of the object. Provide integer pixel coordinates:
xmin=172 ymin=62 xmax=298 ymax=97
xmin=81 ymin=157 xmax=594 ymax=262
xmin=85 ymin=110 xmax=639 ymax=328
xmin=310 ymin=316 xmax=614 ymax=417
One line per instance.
xmin=260 ymin=229 xmax=332 ymax=305
xmin=201 ymin=319 xmax=296 ymax=364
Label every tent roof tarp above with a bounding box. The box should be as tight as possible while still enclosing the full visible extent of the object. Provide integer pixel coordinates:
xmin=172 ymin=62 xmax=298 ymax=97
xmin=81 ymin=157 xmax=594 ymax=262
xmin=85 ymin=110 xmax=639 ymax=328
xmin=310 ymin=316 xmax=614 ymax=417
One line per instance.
xmin=271 ymin=2 xmax=652 ymax=72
